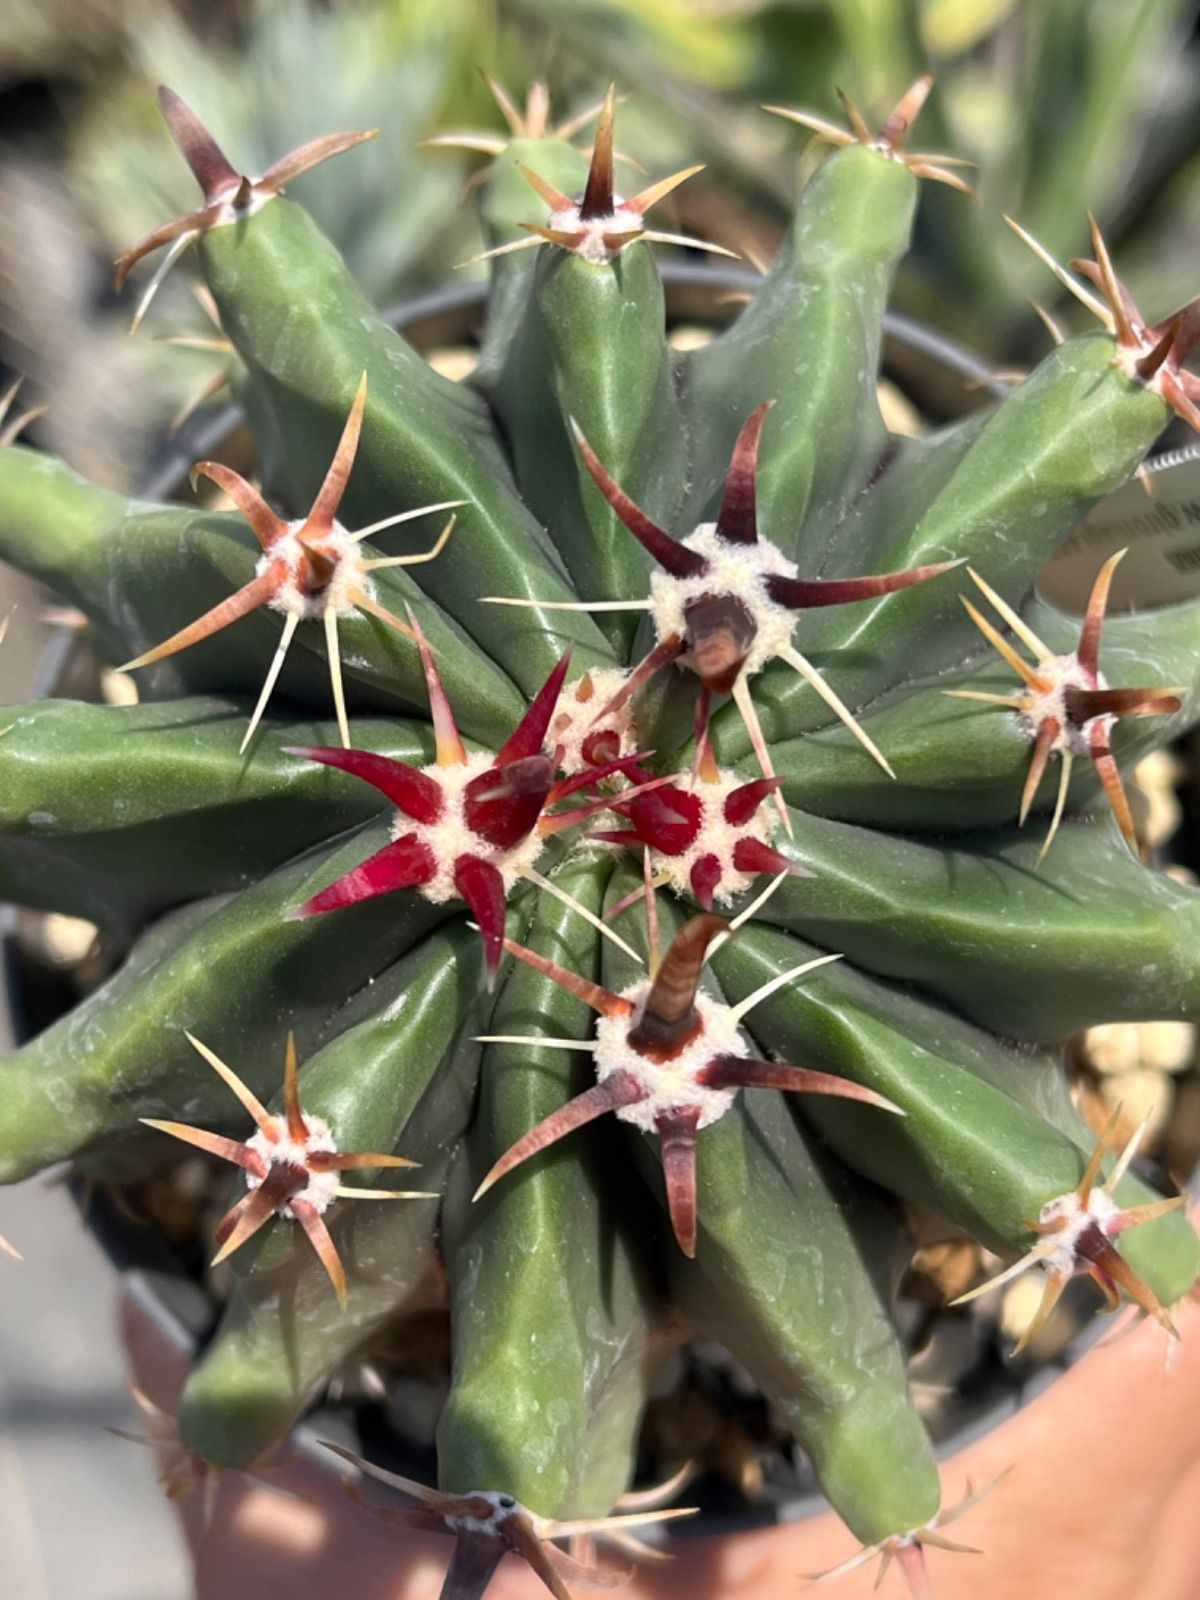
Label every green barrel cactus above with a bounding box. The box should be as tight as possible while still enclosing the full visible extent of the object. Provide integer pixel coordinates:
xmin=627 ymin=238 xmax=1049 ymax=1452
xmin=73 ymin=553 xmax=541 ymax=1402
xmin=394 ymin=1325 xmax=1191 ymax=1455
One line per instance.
xmin=2 ymin=71 xmax=1200 ymax=1597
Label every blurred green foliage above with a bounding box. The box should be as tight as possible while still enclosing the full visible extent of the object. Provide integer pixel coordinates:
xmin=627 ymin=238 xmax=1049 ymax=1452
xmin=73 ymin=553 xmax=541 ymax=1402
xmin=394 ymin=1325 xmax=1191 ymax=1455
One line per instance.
xmin=3 ymin=0 xmax=1198 ymax=452
xmin=73 ymin=0 xmax=483 ymax=305
xmin=494 ymin=0 xmax=1200 ymax=353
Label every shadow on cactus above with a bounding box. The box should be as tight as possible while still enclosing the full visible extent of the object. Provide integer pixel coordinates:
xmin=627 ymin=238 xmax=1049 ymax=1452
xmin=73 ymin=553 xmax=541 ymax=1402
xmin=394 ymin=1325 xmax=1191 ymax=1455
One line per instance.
xmin=1 ymin=70 xmax=1199 ymax=1600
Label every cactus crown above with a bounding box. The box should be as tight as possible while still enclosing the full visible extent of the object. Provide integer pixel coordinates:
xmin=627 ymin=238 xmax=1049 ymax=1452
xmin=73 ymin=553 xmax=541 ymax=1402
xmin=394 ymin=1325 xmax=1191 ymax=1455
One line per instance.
xmin=1 ymin=71 xmax=1199 ymax=1600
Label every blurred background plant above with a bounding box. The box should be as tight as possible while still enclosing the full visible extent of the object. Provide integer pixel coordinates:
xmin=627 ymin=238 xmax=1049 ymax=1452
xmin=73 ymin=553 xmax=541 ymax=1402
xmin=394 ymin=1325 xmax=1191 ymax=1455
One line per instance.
xmin=0 ymin=0 xmax=485 ymax=486
xmin=2 ymin=0 xmax=1199 ymax=487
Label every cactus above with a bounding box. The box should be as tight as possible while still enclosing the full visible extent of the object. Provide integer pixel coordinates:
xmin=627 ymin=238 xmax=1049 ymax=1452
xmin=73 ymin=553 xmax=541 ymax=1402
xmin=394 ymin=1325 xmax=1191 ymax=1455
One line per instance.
xmin=2 ymin=71 xmax=1200 ymax=1599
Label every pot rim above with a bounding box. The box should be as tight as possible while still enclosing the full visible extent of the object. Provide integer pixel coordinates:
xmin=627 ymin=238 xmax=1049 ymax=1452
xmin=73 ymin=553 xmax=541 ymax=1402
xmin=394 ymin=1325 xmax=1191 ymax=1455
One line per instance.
xmin=137 ymin=261 xmax=1009 ymax=503
xmin=7 ymin=261 xmax=1189 ymax=1541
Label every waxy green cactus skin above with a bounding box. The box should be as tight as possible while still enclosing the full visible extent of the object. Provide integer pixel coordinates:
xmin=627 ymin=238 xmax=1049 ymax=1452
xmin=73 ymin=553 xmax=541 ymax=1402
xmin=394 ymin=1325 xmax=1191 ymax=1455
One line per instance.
xmin=605 ymin=879 xmax=942 ymax=1546
xmin=683 ymin=143 xmax=916 ymax=555
xmin=473 ymin=138 xmax=589 ymax=383
xmin=2 ymin=77 xmax=1200 ymax=1593
xmin=438 ymin=864 xmax=666 ymax=1518
xmin=713 ymin=922 xmax=1200 ymax=1304
xmin=0 ymin=447 xmax=525 ymax=743
xmin=0 ymin=824 xmax=449 ymax=1181
xmin=702 ymin=335 xmax=1174 ymax=767
xmin=661 ymin=1093 xmax=942 ymax=1548
xmin=196 ymin=199 xmax=618 ymax=695
xmin=760 ymin=809 xmax=1200 ymax=1039
xmin=767 ymin=594 xmax=1200 ymax=828
xmin=179 ymin=921 xmax=487 ymax=1468
xmin=0 ymin=698 xmax=437 ymax=932
xmin=491 ymin=244 xmax=686 ymax=652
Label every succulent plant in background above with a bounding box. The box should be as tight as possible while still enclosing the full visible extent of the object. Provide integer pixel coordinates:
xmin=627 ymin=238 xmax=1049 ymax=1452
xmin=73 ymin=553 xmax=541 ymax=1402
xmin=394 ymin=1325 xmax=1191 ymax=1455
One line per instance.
xmin=0 ymin=0 xmax=485 ymax=487
xmin=911 ymin=0 xmax=1200 ymax=353
xmin=76 ymin=0 xmax=481 ymax=307
xmin=2 ymin=61 xmax=1200 ymax=1600
xmin=496 ymin=0 xmax=1200 ymax=361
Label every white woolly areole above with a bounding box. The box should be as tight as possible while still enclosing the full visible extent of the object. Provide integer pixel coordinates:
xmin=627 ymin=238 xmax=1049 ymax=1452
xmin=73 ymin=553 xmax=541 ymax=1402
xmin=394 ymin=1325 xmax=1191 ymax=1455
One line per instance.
xmin=549 ymin=200 xmax=643 ymax=265
xmin=653 ymin=770 xmax=778 ymax=905
xmin=1033 ymin=1183 xmax=1121 ymax=1276
xmin=209 ymin=183 xmax=274 ymax=228
xmin=1018 ymin=653 xmax=1113 ymax=758
xmin=549 ymin=668 xmax=637 ymax=775
xmin=445 ymin=1491 xmax=522 ymax=1536
xmin=866 ymin=138 xmax=909 ymax=165
xmin=391 ymin=751 xmax=545 ymax=902
xmin=245 ymin=1113 xmax=339 ymax=1217
xmin=593 ymin=987 xmax=750 ymax=1132
xmin=649 ymin=524 xmax=799 ymax=676
xmin=260 ymin=519 xmax=367 ymax=620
